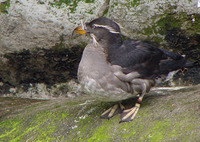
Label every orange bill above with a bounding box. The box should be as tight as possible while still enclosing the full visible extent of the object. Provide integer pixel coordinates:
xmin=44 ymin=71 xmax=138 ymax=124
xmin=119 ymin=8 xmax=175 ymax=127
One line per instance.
xmin=73 ymin=26 xmax=86 ymax=35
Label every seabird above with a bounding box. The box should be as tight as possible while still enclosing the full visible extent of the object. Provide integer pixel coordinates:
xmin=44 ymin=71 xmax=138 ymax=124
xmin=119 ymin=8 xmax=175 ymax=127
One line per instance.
xmin=73 ymin=17 xmax=189 ymax=123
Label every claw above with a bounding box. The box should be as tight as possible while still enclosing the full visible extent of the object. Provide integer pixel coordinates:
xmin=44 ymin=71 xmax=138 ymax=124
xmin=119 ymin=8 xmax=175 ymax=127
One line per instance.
xmin=101 ymin=104 xmax=124 ymax=119
xmin=120 ymin=93 xmax=143 ymax=123
xmin=119 ymin=103 xmax=140 ymax=123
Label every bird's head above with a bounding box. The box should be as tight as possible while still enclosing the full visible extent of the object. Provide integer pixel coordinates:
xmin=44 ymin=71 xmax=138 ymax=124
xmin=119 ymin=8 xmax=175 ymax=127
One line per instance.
xmin=73 ymin=17 xmax=122 ymax=46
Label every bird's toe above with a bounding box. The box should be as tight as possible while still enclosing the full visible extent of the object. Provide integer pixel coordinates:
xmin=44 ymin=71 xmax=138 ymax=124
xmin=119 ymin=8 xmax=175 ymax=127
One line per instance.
xmin=119 ymin=103 xmax=140 ymax=123
xmin=101 ymin=103 xmax=124 ymax=119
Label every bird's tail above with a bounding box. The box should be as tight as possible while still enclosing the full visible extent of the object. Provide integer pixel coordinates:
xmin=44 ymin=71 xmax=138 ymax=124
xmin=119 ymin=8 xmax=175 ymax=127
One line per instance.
xmin=160 ymin=48 xmax=183 ymax=60
xmin=159 ymin=49 xmax=194 ymax=74
xmin=159 ymin=59 xmax=186 ymax=74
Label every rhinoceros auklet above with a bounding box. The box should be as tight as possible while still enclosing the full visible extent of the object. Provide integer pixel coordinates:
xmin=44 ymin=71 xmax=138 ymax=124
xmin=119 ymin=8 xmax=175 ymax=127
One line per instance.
xmin=73 ymin=17 xmax=187 ymax=123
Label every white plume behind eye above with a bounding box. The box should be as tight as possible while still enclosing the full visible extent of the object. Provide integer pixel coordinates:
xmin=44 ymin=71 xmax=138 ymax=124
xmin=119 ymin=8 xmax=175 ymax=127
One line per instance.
xmin=90 ymin=33 xmax=99 ymax=47
xmin=81 ymin=20 xmax=86 ymax=30
xmin=93 ymin=24 xmax=120 ymax=34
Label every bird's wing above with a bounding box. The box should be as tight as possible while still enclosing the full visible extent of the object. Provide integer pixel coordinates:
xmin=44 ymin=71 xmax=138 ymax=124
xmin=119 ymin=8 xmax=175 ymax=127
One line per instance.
xmin=108 ymin=40 xmax=164 ymax=78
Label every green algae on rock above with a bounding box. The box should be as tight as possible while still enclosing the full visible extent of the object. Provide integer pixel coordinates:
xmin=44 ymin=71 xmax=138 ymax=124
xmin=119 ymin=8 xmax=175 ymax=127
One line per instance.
xmin=0 ymin=0 xmax=10 ymax=14
xmin=0 ymin=85 xmax=200 ymax=141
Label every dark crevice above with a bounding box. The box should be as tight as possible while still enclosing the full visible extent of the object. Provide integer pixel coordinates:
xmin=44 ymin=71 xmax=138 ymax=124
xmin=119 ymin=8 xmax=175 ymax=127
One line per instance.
xmin=164 ymin=27 xmax=200 ymax=85
xmin=0 ymin=46 xmax=83 ymax=86
xmin=165 ymin=27 xmax=200 ymax=65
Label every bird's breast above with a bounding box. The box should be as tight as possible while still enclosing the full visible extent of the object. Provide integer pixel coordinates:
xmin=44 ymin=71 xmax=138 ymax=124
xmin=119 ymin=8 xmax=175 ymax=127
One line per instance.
xmin=77 ymin=44 xmax=133 ymax=101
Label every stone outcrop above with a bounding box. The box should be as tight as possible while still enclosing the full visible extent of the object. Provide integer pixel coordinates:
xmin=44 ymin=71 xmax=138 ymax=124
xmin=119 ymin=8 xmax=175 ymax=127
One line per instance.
xmin=0 ymin=85 xmax=200 ymax=141
xmin=0 ymin=0 xmax=199 ymax=96
xmin=0 ymin=0 xmax=200 ymax=53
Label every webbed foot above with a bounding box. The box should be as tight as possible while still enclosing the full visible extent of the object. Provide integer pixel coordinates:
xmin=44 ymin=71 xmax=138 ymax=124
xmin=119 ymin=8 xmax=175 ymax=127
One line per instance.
xmin=120 ymin=103 xmax=140 ymax=123
xmin=101 ymin=104 xmax=124 ymax=119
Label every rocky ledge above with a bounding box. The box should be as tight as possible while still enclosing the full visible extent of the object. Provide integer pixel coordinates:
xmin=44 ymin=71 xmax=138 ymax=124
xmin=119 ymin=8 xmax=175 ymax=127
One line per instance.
xmin=1 ymin=84 xmax=200 ymax=141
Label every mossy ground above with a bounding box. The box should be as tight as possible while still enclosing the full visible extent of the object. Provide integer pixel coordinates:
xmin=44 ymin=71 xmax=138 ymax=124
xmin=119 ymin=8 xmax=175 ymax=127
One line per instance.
xmin=0 ymin=0 xmax=10 ymax=14
xmin=0 ymin=85 xmax=200 ymax=141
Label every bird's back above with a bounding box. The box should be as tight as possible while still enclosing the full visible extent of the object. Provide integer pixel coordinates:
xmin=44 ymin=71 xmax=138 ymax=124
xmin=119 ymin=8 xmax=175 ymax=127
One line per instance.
xmin=107 ymin=40 xmax=163 ymax=78
xmin=107 ymin=39 xmax=187 ymax=79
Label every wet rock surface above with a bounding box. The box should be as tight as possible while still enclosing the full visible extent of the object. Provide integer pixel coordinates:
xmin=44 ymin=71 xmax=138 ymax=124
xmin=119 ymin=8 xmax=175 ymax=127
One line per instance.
xmin=0 ymin=85 xmax=200 ymax=141
xmin=0 ymin=97 xmax=45 ymax=118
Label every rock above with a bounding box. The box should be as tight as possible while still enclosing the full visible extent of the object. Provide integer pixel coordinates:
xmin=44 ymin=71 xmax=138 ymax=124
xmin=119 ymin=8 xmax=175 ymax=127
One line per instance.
xmin=0 ymin=80 xmax=83 ymax=99
xmin=0 ymin=0 xmax=109 ymax=53
xmin=108 ymin=0 xmax=200 ymax=41
xmin=0 ymin=84 xmax=200 ymax=141
xmin=0 ymin=47 xmax=82 ymax=86
xmin=0 ymin=1 xmax=200 ymax=140
xmin=0 ymin=0 xmax=199 ymax=97
xmin=0 ymin=0 xmax=200 ymax=53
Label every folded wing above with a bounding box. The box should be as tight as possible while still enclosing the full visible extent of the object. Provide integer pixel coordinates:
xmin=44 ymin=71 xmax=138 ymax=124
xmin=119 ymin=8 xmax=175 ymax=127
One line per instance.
xmin=107 ymin=40 xmax=186 ymax=79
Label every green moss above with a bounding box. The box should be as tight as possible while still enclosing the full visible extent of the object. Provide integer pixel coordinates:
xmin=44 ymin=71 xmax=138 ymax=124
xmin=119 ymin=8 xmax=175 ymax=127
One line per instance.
xmin=151 ymin=36 xmax=163 ymax=43
xmin=102 ymin=8 xmax=109 ymax=16
xmin=155 ymin=12 xmax=200 ymax=36
xmin=54 ymin=104 xmax=61 ymax=108
xmin=0 ymin=118 xmax=22 ymax=139
xmin=66 ymin=101 xmax=81 ymax=106
xmin=0 ymin=0 xmax=10 ymax=14
xmin=49 ymin=0 xmax=95 ymax=13
xmin=87 ymin=124 xmax=111 ymax=142
xmin=87 ymin=9 xmax=94 ymax=15
xmin=65 ymin=102 xmax=121 ymax=141
xmin=156 ymin=14 xmax=182 ymax=34
xmin=162 ymin=98 xmax=175 ymax=111
xmin=143 ymin=26 xmax=154 ymax=36
xmin=85 ymin=0 xmax=94 ymax=3
xmin=0 ymin=107 xmax=70 ymax=141
xmin=187 ymin=14 xmax=200 ymax=34
xmin=168 ymin=116 xmax=197 ymax=141
xmin=136 ymin=119 xmax=176 ymax=142
xmin=142 ymin=12 xmax=200 ymax=43
xmin=49 ymin=0 xmax=70 ymax=7
xmin=143 ymin=121 xmax=169 ymax=141
xmin=120 ymin=121 xmax=137 ymax=139
xmin=1 ymin=85 xmax=200 ymax=141
xmin=49 ymin=0 xmax=79 ymax=13
xmin=131 ymin=0 xmax=140 ymax=7
xmin=143 ymin=14 xmax=183 ymax=37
